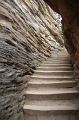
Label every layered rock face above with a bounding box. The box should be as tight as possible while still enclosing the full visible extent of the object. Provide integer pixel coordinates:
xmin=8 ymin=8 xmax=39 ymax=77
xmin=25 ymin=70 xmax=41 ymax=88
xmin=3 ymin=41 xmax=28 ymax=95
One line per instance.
xmin=44 ymin=0 xmax=79 ymax=68
xmin=0 ymin=0 xmax=63 ymax=120
xmin=44 ymin=0 xmax=79 ymax=91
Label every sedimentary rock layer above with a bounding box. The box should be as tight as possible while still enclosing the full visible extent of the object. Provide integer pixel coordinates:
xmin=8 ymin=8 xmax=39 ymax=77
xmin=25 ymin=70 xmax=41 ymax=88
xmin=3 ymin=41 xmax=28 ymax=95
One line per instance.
xmin=44 ymin=0 xmax=79 ymax=67
xmin=0 ymin=0 xmax=63 ymax=120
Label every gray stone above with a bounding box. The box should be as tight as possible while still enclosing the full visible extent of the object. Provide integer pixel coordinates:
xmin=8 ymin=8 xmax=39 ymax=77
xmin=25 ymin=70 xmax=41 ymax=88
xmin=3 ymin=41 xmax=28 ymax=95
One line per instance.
xmin=0 ymin=0 xmax=63 ymax=120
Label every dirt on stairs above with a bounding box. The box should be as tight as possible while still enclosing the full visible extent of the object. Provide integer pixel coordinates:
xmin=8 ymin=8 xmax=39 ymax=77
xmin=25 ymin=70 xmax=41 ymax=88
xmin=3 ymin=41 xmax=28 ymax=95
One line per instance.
xmin=23 ymin=52 xmax=79 ymax=120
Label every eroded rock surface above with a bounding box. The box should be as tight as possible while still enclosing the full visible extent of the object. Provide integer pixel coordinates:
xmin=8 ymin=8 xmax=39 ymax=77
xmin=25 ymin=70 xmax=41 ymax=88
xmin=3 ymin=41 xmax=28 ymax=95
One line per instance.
xmin=44 ymin=0 xmax=79 ymax=67
xmin=0 ymin=0 xmax=63 ymax=120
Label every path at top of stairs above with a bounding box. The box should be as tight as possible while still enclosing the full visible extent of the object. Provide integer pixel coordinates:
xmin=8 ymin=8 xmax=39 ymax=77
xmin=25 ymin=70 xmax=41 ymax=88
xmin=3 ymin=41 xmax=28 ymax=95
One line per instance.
xmin=23 ymin=51 xmax=79 ymax=120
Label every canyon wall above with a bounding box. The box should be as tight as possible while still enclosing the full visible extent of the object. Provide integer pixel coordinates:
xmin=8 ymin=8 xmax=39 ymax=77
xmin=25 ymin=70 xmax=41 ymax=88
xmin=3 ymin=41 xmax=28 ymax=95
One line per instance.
xmin=44 ymin=0 xmax=79 ymax=89
xmin=0 ymin=0 xmax=63 ymax=120
xmin=44 ymin=0 xmax=79 ymax=67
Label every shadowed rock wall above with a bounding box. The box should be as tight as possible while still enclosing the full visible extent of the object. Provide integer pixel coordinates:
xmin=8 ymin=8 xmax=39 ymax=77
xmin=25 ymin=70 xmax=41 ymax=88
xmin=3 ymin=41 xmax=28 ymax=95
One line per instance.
xmin=44 ymin=0 xmax=79 ymax=93
xmin=0 ymin=0 xmax=63 ymax=120
xmin=44 ymin=0 xmax=79 ymax=67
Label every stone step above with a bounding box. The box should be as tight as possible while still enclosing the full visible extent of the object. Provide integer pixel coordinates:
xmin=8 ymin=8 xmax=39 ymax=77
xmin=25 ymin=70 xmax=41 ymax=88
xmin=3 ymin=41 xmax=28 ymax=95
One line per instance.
xmin=57 ymin=54 xmax=69 ymax=56
xmin=57 ymin=55 xmax=69 ymax=56
xmin=45 ymin=58 xmax=70 ymax=60
xmin=47 ymin=59 xmax=70 ymax=61
xmin=37 ymin=66 xmax=72 ymax=71
xmin=42 ymin=62 xmax=71 ymax=64
xmin=44 ymin=59 xmax=71 ymax=62
xmin=49 ymin=56 xmax=70 ymax=58
xmin=31 ymin=75 xmax=74 ymax=80
xmin=23 ymin=105 xmax=79 ymax=115
xmin=41 ymin=64 xmax=72 ymax=67
xmin=48 ymin=58 xmax=70 ymax=61
xmin=58 ymin=53 xmax=69 ymax=54
xmin=44 ymin=59 xmax=71 ymax=61
xmin=28 ymin=80 xmax=77 ymax=88
xmin=54 ymin=56 xmax=70 ymax=59
xmin=56 ymin=57 xmax=70 ymax=58
xmin=33 ymin=71 xmax=73 ymax=76
xmin=24 ymin=114 xmax=78 ymax=120
xmin=44 ymin=62 xmax=71 ymax=65
xmin=24 ymin=52 xmax=78 ymax=120
xmin=25 ymin=99 xmax=79 ymax=106
xmin=47 ymin=59 xmax=71 ymax=62
xmin=25 ymin=88 xmax=79 ymax=100
xmin=56 ymin=56 xmax=70 ymax=57
xmin=58 ymin=52 xmax=68 ymax=53
xmin=43 ymin=58 xmax=71 ymax=61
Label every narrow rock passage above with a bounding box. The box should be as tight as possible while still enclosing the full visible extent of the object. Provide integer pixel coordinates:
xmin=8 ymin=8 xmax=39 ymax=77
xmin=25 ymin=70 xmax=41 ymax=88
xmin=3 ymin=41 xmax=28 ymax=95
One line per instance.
xmin=23 ymin=52 xmax=79 ymax=120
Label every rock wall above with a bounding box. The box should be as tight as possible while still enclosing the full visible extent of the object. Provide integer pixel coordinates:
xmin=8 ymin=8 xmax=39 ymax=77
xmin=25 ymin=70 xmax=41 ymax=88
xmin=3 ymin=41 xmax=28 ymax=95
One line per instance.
xmin=44 ymin=0 xmax=79 ymax=67
xmin=0 ymin=0 xmax=63 ymax=120
xmin=44 ymin=0 xmax=79 ymax=92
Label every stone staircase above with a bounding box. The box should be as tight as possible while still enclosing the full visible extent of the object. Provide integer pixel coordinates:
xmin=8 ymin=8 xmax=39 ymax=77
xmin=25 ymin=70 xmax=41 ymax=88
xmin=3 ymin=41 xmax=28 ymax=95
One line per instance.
xmin=23 ymin=52 xmax=79 ymax=120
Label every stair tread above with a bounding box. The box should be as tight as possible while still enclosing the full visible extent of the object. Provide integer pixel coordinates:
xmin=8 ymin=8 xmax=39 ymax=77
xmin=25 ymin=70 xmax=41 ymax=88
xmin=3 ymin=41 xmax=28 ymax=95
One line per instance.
xmin=26 ymin=88 xmax=79 ymax=94
xmin=38 ymin=67 xmax=72 ymax=68
xmin=43 ymin=61 xmax=71 ymax=63
xmin=31 ymin=75 xmax=74 ymax=78
xmin=41 ymin=64 xmax=72 ymax=67
xmin=34 ymin=70 xmax=72 ymax=72
xmin=41 ymin=62 xmax=71 ymax=64
xmin=24 ymin=105 xmax=79 ymax=111
xmin=24 ymin=52 xmax=79 ymax=118
xmin=29 ymin=80 xmax=76 ymax=84
xmin=34 ymin=70 xmax=72 ymax=71
xmin=37 ymin=68 xmax=72 ymax=71
xmin=25 ymin=99 xmax=79 ymax=106
xmin=43 ymin=61 xmax=71 ymax=62
xmin=25 ymin=114 xmax=78 ymax=120
xmin=33 ymin=71 xmax=73 ymax=76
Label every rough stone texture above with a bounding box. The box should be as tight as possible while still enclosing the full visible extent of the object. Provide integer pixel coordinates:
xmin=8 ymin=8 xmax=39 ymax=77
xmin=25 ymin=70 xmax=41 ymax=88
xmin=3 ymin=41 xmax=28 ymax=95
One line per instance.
xmin=44 ymin=0 xmax=79 ymax=66
xmin=0 ymin=0 xmax=63 ymax=120
xmin=44 ymin=0 xmax=79 ymax=91
xmin=24 ymin=51 xmax=79 ymax=120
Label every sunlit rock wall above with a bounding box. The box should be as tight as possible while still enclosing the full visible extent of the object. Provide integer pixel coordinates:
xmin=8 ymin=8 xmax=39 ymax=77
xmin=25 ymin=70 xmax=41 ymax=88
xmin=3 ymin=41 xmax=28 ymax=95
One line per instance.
xmin=0 ymin=0 xmax=63 ymax=120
